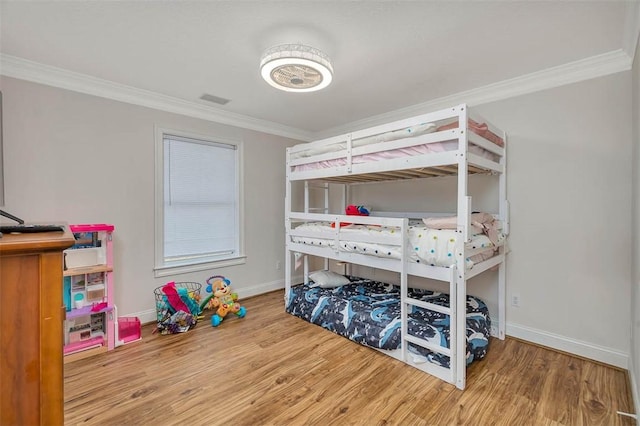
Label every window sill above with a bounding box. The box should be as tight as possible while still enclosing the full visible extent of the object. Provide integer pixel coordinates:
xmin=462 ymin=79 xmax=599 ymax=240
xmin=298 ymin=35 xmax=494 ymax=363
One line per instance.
xmin=154 ymin=255 xmax=247 ymax=278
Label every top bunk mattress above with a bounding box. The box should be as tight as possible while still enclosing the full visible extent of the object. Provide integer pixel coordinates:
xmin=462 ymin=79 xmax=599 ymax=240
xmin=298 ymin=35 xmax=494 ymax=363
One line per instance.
xmin=290 ymin=116 xmax=505 ymax=174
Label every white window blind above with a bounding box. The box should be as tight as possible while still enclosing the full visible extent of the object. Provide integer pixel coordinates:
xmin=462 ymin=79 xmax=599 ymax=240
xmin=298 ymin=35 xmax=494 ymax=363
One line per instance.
xmin=162 ymin=134 xmax=238 ymax=265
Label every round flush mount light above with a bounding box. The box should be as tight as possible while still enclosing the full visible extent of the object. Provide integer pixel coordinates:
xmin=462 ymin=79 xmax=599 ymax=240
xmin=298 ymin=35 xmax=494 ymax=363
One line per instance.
xmin=260 ymin=44 xmax=333 ymax=92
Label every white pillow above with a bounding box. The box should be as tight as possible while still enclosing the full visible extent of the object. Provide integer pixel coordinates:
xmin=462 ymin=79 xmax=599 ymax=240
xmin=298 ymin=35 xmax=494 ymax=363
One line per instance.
xmin=354 ymin=122 xmax=437 ymax=147
xmin=309 ymin=270 xmax=351 ymax=288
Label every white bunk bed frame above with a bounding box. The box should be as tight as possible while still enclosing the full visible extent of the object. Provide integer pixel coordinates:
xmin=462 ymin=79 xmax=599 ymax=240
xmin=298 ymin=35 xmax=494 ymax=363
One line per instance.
xmin=284 ymin=104 xmax=508 ymax=390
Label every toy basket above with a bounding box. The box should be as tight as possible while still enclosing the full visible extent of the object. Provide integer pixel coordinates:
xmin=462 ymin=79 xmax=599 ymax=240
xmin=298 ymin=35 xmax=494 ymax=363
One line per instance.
xmin=154 ymin=282 xmax=202 ymax=334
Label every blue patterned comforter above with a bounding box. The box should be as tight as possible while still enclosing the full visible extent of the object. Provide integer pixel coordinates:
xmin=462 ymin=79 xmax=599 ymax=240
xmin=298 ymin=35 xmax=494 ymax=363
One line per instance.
xmin=285 ymin=276 xmax=491 ymax=367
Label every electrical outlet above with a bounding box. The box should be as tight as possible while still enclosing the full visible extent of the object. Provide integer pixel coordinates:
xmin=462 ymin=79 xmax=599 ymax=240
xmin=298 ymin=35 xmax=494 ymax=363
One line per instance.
xmin=276 ymin=261 xmax=281 ymax=270
xmin=511 ymin=294 xmax=520 ymax=307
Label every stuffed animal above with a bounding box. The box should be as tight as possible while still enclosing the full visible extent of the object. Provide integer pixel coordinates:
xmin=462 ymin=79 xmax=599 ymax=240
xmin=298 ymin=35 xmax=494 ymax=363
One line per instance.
xmin=199 ymin=275 xmax=246 ymax=327
xmin=332 ymin=205 xmax=370 ymax=228
xmin=345 ymin=205 xmax=370 ymax=216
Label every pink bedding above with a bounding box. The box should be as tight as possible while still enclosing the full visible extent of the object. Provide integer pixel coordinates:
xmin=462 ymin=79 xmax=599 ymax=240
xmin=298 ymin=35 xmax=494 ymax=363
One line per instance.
xmin=437 ymin=119 xmax=505 ymax=147
xmin=292 ymin=140 xmax=496 ymax=172
xmin=291 ymin=117 xmax=503 ymax=173
xmin=423 ymin=212 xmax=501 ymax=246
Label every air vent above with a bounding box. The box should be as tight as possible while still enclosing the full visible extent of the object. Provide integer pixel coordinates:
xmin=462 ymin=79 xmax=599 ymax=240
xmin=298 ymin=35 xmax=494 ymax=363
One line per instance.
xmin=199 ymin=93 xmax=230 ymax=105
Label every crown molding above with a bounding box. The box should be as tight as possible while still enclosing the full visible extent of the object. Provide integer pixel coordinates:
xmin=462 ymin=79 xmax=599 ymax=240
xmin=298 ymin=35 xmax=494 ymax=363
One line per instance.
xmin=1 ymin=48 xmax=633 ymax=143
xmin=315 ymin=49 xmax=633 ymax=139
xmin=0 ymin=54 xmax=314 ymax=142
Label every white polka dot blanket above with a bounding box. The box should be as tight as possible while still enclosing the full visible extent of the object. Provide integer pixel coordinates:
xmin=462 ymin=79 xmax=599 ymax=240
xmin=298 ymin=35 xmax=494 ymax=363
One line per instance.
xmin=290 ymin=221 xmax=505 ymax=269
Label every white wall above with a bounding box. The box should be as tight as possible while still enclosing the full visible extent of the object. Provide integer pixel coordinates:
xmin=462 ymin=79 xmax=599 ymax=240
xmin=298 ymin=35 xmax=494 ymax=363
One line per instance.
xmin=351 ymin=72 xmax=633 ymax=367
xmin=0 ymin=76 xmax=299 ymax=321
xmin=477 ymin=73 xmax=632 ymax=367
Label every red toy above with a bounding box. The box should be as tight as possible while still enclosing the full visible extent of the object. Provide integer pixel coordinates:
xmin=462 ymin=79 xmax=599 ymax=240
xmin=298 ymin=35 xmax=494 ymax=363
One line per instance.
xmin=332 ymin=205 xmax=370 ymax=228
xmin=345 ymin=205 xmax=370 ymax=216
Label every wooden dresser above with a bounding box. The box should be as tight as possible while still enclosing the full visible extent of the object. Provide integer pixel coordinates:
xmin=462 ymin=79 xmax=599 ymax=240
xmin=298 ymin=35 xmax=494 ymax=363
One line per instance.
xmin=0 ymin=226 xmax=75 ymax=426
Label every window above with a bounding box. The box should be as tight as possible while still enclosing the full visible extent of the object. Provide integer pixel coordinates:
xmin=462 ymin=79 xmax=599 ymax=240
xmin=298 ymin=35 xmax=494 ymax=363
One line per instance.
xmin=155 ymin=129 xmax=244 ymax=276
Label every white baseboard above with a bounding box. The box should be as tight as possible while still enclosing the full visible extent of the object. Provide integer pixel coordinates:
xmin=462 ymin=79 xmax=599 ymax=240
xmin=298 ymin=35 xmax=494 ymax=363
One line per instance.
xmin=238 ymin=277 xmax=286 ymax=298
xmin=507 ymin=322 xmax=628 ymax=369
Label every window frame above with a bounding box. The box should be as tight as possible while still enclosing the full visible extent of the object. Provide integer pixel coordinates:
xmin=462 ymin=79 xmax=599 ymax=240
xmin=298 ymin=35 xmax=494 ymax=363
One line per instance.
xmin=154 ymin=126 xmax=245 ymax=277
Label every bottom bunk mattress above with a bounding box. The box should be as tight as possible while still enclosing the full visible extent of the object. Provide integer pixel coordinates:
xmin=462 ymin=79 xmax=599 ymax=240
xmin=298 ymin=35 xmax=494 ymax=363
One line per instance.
xmin=286 ymin=276 xmax=491 ymax=368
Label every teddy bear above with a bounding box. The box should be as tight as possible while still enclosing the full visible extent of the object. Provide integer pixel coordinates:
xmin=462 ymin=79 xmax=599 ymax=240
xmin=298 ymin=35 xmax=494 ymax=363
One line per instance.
xmin=199 ymin=275 xmax=247 ymax=326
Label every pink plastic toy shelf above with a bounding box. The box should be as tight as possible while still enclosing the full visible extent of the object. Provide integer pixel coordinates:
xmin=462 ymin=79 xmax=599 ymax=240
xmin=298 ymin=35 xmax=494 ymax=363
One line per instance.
xmin=66 ymin=304 xmax=113 ymax=320
xmin=64 ymin=223 xmax=121 ymax=360
xmin=118 ymin=317 xmax=141 ymax=344
xmin=64 ymin=336 xmax=104 ymax=355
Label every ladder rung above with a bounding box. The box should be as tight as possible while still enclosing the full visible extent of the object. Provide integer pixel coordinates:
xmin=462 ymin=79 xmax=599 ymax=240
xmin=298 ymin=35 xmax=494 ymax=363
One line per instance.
xmin=404 ymin=334 xmax=451 ymax=357
xmin=406 ymin=297 xmax=451 ymax=316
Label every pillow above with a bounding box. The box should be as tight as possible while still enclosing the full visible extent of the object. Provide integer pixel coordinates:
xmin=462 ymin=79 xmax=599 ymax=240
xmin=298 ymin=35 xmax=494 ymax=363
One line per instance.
xmin=354 ymin=122 xmax=437 ymax=147
xmin=436 ymin=119 xmax=504 ymax=147
xmin=422 ymin=213 xmax=494 ymax=231
xmin=309 ymin=270 xmax=351 ymax=288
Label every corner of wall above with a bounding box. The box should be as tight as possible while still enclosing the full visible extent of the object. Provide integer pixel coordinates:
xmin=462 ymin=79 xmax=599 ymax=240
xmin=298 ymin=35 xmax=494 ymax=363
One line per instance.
xmin=630 ymin=351 xmax=640 ymax=422
xmin=623 ymin=1 xmax=640 ymax=62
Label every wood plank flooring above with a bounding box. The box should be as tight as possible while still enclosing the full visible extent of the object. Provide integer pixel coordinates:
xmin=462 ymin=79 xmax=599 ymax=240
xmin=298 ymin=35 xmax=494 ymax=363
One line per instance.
xmin=64 ymin=290 xmax=635 ymax=425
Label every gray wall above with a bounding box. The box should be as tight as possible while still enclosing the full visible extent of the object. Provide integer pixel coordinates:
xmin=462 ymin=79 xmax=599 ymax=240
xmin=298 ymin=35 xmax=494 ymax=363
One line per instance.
xmin=1 ymin=76 xmax=298 ymax=321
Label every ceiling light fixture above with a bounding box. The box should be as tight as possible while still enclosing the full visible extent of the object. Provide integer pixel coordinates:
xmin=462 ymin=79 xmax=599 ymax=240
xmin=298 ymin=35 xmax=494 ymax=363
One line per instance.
xmin=260 ymin=44 xmax=333 ymax=92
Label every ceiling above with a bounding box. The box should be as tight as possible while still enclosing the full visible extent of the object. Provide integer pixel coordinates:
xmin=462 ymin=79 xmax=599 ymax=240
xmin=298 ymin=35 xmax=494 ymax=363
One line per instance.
xmin=0 ymin=1 xmax=637 ymax=139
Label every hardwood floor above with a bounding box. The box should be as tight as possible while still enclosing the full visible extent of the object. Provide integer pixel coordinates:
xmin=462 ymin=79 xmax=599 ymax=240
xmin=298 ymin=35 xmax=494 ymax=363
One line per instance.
xmin=64 ymin=290 xmax=635 ymax=425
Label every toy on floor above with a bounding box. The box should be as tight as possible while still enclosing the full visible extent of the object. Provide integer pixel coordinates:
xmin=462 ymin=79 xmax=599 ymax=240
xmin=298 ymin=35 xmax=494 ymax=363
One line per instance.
xmin=199 ymin=275 xmax=247 ymax=327
xmin=156 ymin=281 xmax=201 ymax=334
xmin=161 ymin=281 xmax=201 ymax=317
xmin=161 ymin=281 xmax=191 ymax=314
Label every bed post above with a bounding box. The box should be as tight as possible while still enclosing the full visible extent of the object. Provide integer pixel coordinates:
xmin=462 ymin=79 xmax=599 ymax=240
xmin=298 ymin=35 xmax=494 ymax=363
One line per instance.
xmin=303 ymin=181 xmax=310 ymax=282
xmin=454 ymin=104 xmax=469 ymax=390
xmin=285 ymin=148 xmax=293 ymax=304
xmin=323 ymin=182 xmax=330 ymax=271
xmin=498 ymin=132 xmax=509 ymax=340
xmin=448 ymin=265 xmax=458 ymax=386
xmin=400 ymin=218 xmax=409 ymax=363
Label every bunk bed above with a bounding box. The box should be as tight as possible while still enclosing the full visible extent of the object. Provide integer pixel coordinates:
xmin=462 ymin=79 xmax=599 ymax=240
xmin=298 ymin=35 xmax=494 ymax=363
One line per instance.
xmin=284 ymin=104 xmax=508 ymax=390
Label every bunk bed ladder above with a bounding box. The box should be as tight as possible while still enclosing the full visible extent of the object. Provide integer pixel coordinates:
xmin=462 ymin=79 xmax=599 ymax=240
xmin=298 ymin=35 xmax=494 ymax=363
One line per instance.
xmin=403 ymin=294 xmax=454 ymax=354
xmin=399 ymin=218 xmax=456 ymax=385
